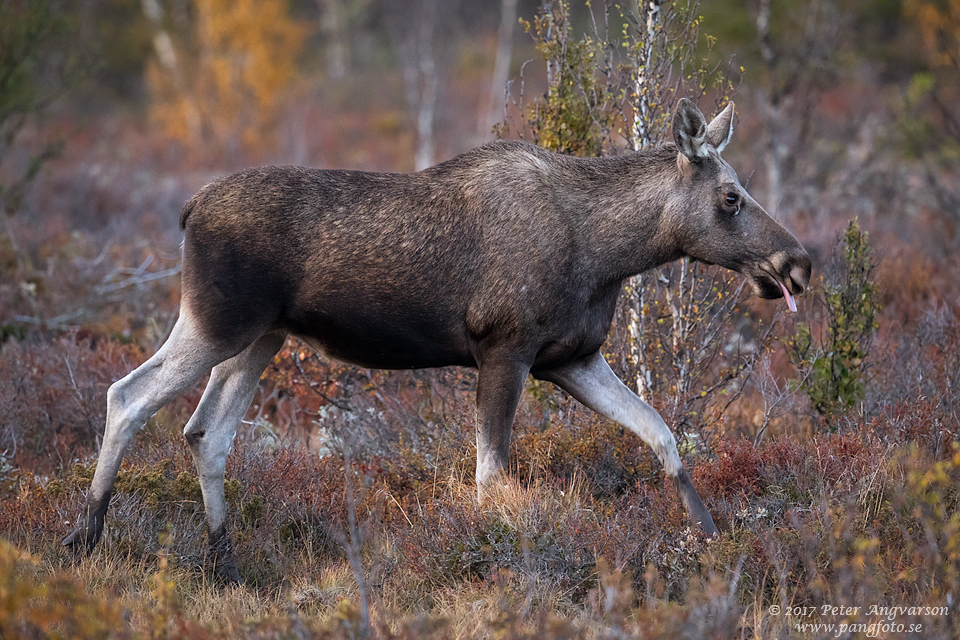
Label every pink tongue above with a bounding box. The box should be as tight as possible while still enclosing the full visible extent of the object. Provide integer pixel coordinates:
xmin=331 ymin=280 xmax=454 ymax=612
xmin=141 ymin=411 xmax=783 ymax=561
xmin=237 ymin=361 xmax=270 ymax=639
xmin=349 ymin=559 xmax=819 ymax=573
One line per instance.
xmin=777 ymin=280 xmax=797 ymax=313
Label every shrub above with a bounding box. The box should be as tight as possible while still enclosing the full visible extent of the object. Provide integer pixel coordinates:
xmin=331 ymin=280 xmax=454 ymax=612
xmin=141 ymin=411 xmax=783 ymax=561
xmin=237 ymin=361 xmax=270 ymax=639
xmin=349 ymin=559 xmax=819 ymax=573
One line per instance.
xmin=791 ymin=218 xmax=879 ymax=423
xmin=511 ymin=406 xmax=658 ymax=500
xmin=517 ymin=2 xmax=610 ymax=157
xmin=0 ymin=334 xmax=143 ymax=472
xmin=0 ymin=539 xmax=127 ymax=640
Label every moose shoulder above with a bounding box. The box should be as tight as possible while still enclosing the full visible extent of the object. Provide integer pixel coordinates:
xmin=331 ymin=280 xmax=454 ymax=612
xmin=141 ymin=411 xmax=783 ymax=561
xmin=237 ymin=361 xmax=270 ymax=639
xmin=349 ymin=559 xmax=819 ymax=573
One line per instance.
xmin=64 ymin=99 xmax=811 ymax=582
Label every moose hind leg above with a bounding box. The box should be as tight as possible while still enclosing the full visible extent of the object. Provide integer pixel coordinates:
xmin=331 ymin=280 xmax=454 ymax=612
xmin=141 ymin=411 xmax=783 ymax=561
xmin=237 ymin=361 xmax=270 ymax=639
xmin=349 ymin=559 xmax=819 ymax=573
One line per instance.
xmin=63 ymin=315 xmax=241 ymax=552
xmin=183 ymin=331 xmax=286 ymax=583
xmin=535 ymin=350 xmax=718 ymax=536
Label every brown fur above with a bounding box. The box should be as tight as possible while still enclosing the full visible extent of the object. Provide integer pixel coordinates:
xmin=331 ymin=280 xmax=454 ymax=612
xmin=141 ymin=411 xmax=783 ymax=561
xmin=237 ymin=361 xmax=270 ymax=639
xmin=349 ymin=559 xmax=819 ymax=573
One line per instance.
xmin=176 ymin=139 xmax=806 ymax=374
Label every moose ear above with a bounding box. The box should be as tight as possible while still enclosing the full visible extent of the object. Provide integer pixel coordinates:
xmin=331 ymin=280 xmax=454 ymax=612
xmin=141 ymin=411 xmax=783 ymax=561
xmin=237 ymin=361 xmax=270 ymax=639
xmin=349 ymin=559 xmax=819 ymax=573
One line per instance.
xmin=673 ymin=98 xmax=708 ymax=161
xmin=706 ymin=101 xmax=735 ymax=152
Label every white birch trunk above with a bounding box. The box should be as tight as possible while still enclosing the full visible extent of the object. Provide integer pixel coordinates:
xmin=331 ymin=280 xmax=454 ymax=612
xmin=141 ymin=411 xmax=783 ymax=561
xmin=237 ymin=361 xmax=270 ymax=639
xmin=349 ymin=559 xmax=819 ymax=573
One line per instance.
xmin=483 ymin=0 xmax=518 ymax=138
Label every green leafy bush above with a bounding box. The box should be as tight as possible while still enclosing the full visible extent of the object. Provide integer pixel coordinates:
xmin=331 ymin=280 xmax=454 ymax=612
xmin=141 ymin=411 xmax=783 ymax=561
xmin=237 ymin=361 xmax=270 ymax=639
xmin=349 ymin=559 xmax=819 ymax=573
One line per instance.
xmin=518 ymin=2 xmax=610 ymax=157
xmin=791 ymin=218 xmax=879 ymax=422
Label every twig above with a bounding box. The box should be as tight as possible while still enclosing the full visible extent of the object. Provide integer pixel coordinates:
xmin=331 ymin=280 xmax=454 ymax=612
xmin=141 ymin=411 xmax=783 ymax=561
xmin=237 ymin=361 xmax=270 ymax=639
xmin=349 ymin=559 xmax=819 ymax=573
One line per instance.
xmin=95 ymin=264 xmax=181 ymax=294
xmin=341 ymin=445 xmax=371 ymax=639
xmin=294 ymin=354 xmax=355 ymax=412
xmin=388 ymin=492 xmax=413 ymax=528
xmin=11 ymin=309 xmax=84 ymax=329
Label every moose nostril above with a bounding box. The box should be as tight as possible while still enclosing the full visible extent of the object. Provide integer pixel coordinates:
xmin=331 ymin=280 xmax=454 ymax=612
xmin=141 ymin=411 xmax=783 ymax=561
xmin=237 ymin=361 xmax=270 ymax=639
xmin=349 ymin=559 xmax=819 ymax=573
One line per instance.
xmin=771 ymin=250 xmax=812 ymax=293
xmin=789 ymin=262 xmax=810 ymax=293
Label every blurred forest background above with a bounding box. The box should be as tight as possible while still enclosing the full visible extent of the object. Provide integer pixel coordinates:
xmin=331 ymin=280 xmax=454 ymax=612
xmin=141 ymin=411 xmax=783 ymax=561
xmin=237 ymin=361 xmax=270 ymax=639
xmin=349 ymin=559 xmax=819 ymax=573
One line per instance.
xmin=1 ymin=0 xmax=960 ymax=638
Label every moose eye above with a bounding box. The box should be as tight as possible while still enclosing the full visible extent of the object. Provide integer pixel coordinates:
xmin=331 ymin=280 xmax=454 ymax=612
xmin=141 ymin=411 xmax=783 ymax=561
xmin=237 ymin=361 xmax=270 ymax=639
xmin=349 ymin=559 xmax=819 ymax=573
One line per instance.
xmin=723 ymin=192 xmax=740 ymax=213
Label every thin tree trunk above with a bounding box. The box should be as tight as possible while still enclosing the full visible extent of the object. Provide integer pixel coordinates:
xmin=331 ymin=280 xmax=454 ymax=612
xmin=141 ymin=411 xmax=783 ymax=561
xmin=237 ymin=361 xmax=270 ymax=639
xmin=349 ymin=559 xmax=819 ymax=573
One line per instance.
xmin=632 ymin=0 xmax=662 ymax=151
xmin=755 ymin=0 xmax=783 ymax=210
xmin=318 ymin=0 xmax=348 ymax=79
xmin=483 ymin=0 xmax=518 ymax=138
xmin=391 ymin=0 xmax=440 ymax=171
xmin=414 ymin=0 xmax=438 ymax=171
xmin=141 ymin=0 xmax=201 ymax=142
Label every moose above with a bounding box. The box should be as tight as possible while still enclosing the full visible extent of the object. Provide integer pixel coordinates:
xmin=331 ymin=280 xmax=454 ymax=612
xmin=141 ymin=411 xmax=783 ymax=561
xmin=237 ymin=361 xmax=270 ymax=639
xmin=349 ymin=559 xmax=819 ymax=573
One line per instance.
xmin=64 ymin=99 xmax=811 ymax=582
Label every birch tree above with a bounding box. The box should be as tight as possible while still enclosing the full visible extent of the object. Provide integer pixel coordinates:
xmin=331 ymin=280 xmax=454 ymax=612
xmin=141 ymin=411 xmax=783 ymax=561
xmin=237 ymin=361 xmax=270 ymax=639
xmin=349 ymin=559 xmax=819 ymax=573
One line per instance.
xmin=386 ymin=0 xmax=453 ymax=171
xmin=482 ymin=0 xmax=519 ymax=139
xmin=316 ymin=0 xmax=371 ymax=80
xmin=145 ymin=0 xmax=310 ymax=160
xmin=751 ymin=0 xmax=845 ymax=211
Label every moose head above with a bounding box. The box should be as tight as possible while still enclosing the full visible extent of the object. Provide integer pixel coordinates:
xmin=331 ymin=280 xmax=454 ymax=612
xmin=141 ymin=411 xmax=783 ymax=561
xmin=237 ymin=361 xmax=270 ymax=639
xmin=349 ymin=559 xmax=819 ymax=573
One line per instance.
xmin=667 ymin=98 xmax=810 ymax=312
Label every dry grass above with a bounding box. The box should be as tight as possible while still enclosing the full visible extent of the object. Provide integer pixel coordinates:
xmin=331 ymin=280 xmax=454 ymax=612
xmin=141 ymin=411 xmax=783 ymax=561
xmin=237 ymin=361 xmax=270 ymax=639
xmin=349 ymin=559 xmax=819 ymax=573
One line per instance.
xmin=2 ymin=408 xmax=958 ymax=639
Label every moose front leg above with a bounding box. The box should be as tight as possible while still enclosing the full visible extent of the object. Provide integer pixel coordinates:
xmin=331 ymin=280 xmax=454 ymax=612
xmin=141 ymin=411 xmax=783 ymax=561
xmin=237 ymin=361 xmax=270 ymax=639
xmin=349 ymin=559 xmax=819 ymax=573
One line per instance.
xmin=536 ymin=350 xmax=718 ymax=536
xmin=474 ymin=349 xmax=531 ymax=497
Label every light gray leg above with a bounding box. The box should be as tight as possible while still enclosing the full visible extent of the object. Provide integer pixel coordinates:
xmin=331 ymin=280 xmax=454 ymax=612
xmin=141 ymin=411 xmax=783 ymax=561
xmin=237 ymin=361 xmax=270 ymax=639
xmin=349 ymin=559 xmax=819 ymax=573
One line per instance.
xmin=182 ymin=331 xmax=285 ymax=582
xmin=63 ymin=314 xmax=243 ymax=552
xmin=536 ymin=350 xmax=718 ymax=536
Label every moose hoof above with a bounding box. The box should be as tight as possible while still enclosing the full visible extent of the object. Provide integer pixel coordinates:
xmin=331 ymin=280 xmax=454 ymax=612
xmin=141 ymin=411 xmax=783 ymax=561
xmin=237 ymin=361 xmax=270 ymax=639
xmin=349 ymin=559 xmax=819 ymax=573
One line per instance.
xmin=62 ymin=529 xmax=82 ymax=548
xmin=61 ymin=524 xmax=103 ymax=554
xmin=207 ymin=525 xmax=241 ymax=585
xmin=698 ymin=512 xmax=720 ymax=538
xmin=671 ymin=468 xmax=719 ymax=538
xmin=211 ymin=561 xmax=242 ymax=585
xmin=63 ymin=496 xmax=110 ymax=553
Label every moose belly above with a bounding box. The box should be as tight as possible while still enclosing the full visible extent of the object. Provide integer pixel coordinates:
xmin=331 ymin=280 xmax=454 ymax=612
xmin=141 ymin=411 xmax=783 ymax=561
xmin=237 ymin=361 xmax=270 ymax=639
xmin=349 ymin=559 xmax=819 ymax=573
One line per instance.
xmin=285 ymin=303 xmax=474 ymax=370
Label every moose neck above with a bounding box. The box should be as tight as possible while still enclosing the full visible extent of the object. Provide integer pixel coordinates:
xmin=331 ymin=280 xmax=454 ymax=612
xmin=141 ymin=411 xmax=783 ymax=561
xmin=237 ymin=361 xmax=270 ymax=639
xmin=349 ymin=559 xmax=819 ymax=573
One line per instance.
xmin=552 ymin=146 xmax=684 ymax=285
